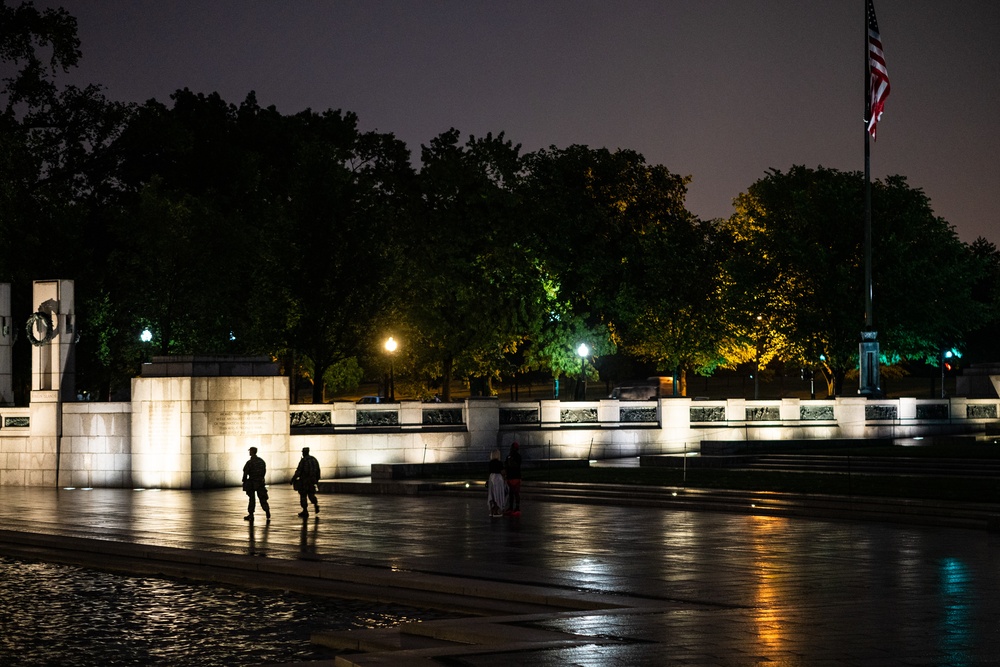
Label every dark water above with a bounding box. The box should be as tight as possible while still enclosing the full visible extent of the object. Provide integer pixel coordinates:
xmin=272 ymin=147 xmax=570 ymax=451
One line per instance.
xmin=0 ymin=555 xmax=452 ymax=666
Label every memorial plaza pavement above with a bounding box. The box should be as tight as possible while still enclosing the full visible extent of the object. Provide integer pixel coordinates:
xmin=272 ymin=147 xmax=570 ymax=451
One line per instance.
xmin=0 ymin=470 xmax=998 ymax=666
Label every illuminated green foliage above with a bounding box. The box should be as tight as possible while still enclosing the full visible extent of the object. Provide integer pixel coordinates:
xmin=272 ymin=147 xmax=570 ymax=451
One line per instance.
xmin=721 ymin=166 xmax=983 ymax=395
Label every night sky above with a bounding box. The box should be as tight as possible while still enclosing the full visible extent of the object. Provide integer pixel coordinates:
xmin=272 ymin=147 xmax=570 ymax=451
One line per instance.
xmin=38 ymin=1 xmax=1000 ymax=245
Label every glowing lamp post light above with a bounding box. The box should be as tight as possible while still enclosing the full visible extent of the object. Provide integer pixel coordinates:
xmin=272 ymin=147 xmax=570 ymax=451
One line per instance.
xmin=576 ymin=343 xmax=590 ymax=401
xmin=384 ymin=336 xmax=398 ymax=402
xmin=139 ymin=328 xmax=153 ymax=363
xmin=940 ymin=348 xmax=961 ymax=398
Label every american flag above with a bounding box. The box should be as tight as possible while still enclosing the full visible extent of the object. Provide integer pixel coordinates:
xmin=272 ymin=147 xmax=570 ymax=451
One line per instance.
xmin=867 ymin=0 xmax=890 ymax=139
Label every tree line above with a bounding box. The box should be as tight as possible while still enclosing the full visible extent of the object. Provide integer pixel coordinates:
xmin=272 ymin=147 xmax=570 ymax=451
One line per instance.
xmin=2 ymin=3 xmax=998 ymax=403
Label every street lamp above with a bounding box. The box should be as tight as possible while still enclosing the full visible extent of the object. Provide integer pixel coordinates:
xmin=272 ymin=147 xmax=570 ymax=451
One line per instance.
xmin=753 ymin=314 xmax=764 ymax=400
xmin=576 ymin=343 xmax=590 ymax=400
xmin=384 ymin=336 xmax=398 ymax=402
xmin=139 ymin=328 xmax=153 ymax=363
xmin=940 ymin=348 xmax=962 ymax=399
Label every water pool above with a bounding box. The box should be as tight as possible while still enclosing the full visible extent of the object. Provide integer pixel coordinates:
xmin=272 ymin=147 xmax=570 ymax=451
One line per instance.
xmin=0 ymin=555 xmax=452 ymax=666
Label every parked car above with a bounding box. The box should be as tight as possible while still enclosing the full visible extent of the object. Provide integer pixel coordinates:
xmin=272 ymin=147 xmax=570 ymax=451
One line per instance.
xmin=356 ymin=395 xmax=383 ymax=404
xmin=609 ymin=376 xmax=674 ymax=400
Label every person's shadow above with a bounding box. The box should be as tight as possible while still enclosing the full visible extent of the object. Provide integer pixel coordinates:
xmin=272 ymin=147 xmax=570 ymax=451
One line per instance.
xmin=247 ymin=520 xmax=269 ymax=556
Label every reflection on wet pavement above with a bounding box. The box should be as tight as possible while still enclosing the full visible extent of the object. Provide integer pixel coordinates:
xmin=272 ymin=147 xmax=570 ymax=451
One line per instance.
xmin=1 ymin=484 xmax=999 ymax=664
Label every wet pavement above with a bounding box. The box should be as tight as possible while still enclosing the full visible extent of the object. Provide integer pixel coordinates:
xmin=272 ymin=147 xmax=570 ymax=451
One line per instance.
xmin=0 ymin=483 xmax=999 ymax=665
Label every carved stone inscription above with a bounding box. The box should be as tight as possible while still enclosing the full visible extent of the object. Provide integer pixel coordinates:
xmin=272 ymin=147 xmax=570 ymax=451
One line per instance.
xmin=561 ymin=408 xmax=598 ymax=423
xmin=915 ymin=403 xmax=948 ymax=420
xmin=690 ymin=406 xmax=726 ymax=422
xmin=146 ymin=403 xmax=180 ymax=442
xmin=290 ymin=411 xmax=332 ymax=427
xmin=422 ymin=408 xmax=463 ymax=425
xmin=865 ymin=404 xmax=898 ymax=421
xmin=746 ymin=406 xmax=780 ymax=421
xmin=357 ymin=410 xmax=399 ymax=426
xmin=621 ymin=407 xmax=657 ymax=423
xmin=500 ymin=408 xmax=538 ymax=425
xmin=211 ymin=411 xmax=266 ymax=436
xmin=800 ymin=405 xmax=835 ymax=421
xmin=968 ymin=404 xmax=998 ymax=419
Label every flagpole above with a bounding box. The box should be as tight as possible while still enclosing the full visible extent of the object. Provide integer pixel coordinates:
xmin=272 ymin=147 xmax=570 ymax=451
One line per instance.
xmin=859 ymin=0 xmax=881 ymax=397
xmin=864 ymin=93 xmax=872 ymax=327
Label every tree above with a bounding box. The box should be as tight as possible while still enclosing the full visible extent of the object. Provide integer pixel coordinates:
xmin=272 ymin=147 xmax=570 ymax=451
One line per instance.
xmin=522 ymin=146 xmax=712 ymax=394
xmin=1 ymin=2 xmax=80 ymax=112
xmin=616 ymin=218 xmax=727 ymax=396
xmin=403 ymin=129 xmax=542 ymax=400
xmin=522 ymin=274 xmax=616 ymax=398
xmin=522 ymin=146 xmax=661 ymax=319
xmin=963 ymin=238 xmax=1000 ymax=364
xmin=91 ymin=92 xmax=287 ymax=383
xmin=1 ymin=1 xmax=131 ymax=401
xmin=272 ymin=108 xmax=414 ymax=403
xmin=722 ymin=166 xmax=982 ymax=395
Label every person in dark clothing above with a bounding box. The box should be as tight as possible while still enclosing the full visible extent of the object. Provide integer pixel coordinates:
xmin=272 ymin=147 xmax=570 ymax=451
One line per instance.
xmin=290 ymin=446 xmax=321 ymax=518
xmin=505 ymin=441 xmax=522 ymax=514
xmin=242 ymin=446 xmax=270 ymax=522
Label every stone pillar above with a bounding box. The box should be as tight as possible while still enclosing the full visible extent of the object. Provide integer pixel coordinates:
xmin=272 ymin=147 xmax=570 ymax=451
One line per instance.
xmin=28 ymin=280 xmax=75 ymax=486
xmin=465 ymin=397 xmax=499 ymax=455
xmin=659 ymin=397 xmax=695 ymax=452
xmin=898 ymin=397 xmax=917 ymax=421
xmin=29 ymin=279 xmax=75 ymax=402
xmin=858 ymin=330 xmax=882 ymax=397
xmin=779 ymin=398 xmax=801 ymax=421
xmin=0 ymin=283 xmax=12 ymax=406
xmin=539 ymin=399 xmax=562 ymax=426
xmin=726 ymin=398 xmax=747 ymax=426
xmin=837 ymin=397 xmax=868 ymax=438
xmin=597 ymin=399 xmax=620 ymax=425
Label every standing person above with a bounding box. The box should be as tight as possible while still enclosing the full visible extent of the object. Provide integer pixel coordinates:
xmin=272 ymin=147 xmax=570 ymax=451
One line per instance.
xmin=242 ymin=446 xmax=270 ymax=522
xmin=290 ymin=446 xmax=321 ymax=518
xmin=487 ymin=448 xmax=507 ymax=518
xmin=504 ymin=441 xmax=522 ymax=515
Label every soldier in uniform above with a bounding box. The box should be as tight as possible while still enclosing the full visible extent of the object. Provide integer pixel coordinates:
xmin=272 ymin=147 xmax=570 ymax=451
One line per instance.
xmin=290 ymin=446 xmax=321 ymax=518
xmin=242 ymin=446 xmax=271 ymax=522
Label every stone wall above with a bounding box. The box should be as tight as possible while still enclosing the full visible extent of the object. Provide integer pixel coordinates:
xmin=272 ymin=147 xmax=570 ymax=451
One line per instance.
xmin=287 ymin=396 xmax=1000 ymax=478
xmin=60 ymin=402 xmax=132 ymax=488
xmin=0 ymin=407 xmax=34 ymax=485
xmin=131 ymin=374 xmax=290 ymax=489
xmin=2 ymin=392 xmax=999 ymax=488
